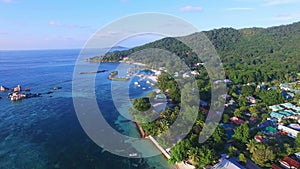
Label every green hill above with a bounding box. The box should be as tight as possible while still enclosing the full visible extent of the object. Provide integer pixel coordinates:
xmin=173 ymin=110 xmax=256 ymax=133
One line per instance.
xmin=88 ymin=21 xmax=300 ymax=84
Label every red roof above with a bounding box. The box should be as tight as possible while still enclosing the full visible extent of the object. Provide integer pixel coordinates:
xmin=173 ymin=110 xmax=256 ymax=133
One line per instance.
xmin=230 ymin=117 xmax=245 ymax=125
xmin=200 ymin=107 xmax=209 ymax=114
xmin=280 ymin=156 xmax=300 ymax=169
xmin=271 ymin=164 xmax=283 ymax=169
xmin=255 ymin=135 xmax=264 ymax=142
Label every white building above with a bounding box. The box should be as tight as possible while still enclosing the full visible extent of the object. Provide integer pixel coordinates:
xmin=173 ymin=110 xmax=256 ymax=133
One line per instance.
xmin=212 ymin=159 xmax=245 ymax=169
xmin=278 ymin=125 xmax=299 ymax=139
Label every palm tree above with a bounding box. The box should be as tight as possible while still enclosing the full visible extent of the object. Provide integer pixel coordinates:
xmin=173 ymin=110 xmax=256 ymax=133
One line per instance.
xmin=187 ymin=147 xmax=199 ymax=164
xmin=246 ymin=139 xmax=257 ymax=154
xmin=195 ymin=119 xmax=205 ymax=128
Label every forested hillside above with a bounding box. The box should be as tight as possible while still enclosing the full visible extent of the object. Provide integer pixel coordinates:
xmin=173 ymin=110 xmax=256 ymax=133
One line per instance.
xmin=88 ymin=22 xmax=300 ymax=84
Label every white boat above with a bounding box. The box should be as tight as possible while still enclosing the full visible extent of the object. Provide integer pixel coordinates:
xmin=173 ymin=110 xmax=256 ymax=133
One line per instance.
xmin=146 ymin=80 xmax=151 ymax=84
xmin=142 ymin=87 xmax=146 ymax=90
xmin=129 ymin=153 xmax=138 ymax=157
xmin=138 ymin=85 xmax=141 ymax=87
xmin=134 ymin=82 xmax=139 ymax=85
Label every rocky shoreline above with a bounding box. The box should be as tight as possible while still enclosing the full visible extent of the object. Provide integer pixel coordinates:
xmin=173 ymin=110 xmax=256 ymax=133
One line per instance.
xmin=0 ymin=85 xmax=62 ymax=101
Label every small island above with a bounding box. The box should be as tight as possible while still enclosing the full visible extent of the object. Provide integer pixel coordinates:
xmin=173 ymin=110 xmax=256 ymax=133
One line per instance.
xmin=108 ymin=71 xmax=129 ymax=81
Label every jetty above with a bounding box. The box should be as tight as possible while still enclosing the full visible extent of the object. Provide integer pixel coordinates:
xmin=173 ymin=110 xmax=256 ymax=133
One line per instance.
xmin=80 ymin=70 xmax=107 ymax=74
xmin=134 ymin=121 xmax=146 ymax=138
xmin=146 ymin=135 xmax=171 ymax=159
xmin=134 ymin=119 xmax=195 ymax=169
xmin=134 ymin=120 xmax=171 ymax=159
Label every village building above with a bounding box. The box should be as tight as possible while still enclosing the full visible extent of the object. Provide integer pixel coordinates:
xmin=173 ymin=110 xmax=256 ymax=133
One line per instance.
xmin=211 ymin=159 xmax=246 ymax=169
xmin=278 ymin=125 xmax=299 ymax=139
xmin=279 ymin=156 xmax=300 ymax=169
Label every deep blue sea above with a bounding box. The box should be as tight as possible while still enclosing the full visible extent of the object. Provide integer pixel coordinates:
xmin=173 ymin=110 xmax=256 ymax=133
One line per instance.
xmin=0 ymin=49 xmax=172 ymax=169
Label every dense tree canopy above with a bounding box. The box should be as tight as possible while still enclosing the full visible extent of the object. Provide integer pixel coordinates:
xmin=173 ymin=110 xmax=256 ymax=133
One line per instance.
xmin=89 ymin=21 xmax=300 ymax=84
xmin=233 ymin=123 xmax=249 ymax=144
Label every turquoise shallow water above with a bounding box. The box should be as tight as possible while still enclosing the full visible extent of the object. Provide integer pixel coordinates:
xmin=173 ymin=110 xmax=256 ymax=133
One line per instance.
xmin=0 ymin=49 xmax=172 ymax=169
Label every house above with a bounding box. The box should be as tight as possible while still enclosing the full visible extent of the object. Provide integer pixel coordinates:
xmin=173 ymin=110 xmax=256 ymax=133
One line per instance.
xmin=284 ymin=109 xmax=296 ymax=115
xmin=278 ymin=125 xmax=299 ymax=138
xmin=279 ymin=110 xmax=294 ymax=117
xmin=270 ymin=112 xmax=286 ymax=121
xmin=173 ymin=72 xmax=179 ymax=77
xmin=269 ymin=105 xmax=284 ymax=112
xmin=257 ymin=83 xmax=267 ymax=90
xmin=200 ymin=107 xmax=209 ymax=114
xmin=263 ymin=126 xmax=278 ymax=136
xmin=246 ymin=96 xmax=256 ymax=104
xmin=258 ymin=120 xmax=275 ymax=129
xmin=214 ymin=79 xmax=232 ymax=85
xmin=281 ymin=91 xmax=295 ymax=100
xmin=271 ymin=164 xmax=283 ymax=169
xmin=292 ymin=107 xmax=300 ymax=114
xmin=224 ymin=79 xmax=232 ymax=85
xmin=154 ymin=93 xmax=168 ymax=102
xmin=268 ymin=86 xmax=277 ymax=91
xmin=183 ymin=72 xmax=191 ymax=78
xmin=280 ymin=83 xmax=292 ymax=91
xmin=211 ymin=159 xmax=246 ymax=169
xmin=254 ymin=135 xmax=266 ymax=143
xmin=230 ymin=117 xmax=245 ymax=125
xmin=281 ymin=103 xmax=296 ymax=109
xmin=295 ymin=152 xmax=300 ymax=160
xmin=288 ymin=124 xmax=300 ymax=131
xmin=191 ymin=70 xmax=199 ymax=75
xmin=225 ymin=99 xmax=236 ymax=107
xmin=279 ymin=156 xmax=300 ymax=169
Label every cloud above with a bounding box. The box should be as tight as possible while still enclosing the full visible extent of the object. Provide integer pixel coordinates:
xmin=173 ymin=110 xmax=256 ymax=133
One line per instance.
xmin=179 ymin=6 xmax=203 ymax=12
xmin=44 ymin=36 xmax=78 ymax=42
xmin=2 ymin=0 xmax=13 ymax=3
xmin=49 ymin=20 xmax=62 ymax=26
xmin=263 ymin=0 xmax=300 ymax=6
xmin=225 ymin=7 xmax=254 ymax=11
xmin=271 ymin=12 xmax=300 ymax=21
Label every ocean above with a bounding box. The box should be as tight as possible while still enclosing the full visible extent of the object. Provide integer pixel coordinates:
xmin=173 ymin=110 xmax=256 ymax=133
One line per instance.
xmin=0 ymin=49 xmax=172 ymax=169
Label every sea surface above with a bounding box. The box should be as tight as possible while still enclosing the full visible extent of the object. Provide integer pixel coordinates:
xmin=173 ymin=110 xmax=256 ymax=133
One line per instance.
xmin=0 ymin=49 xmax=172 ymax=169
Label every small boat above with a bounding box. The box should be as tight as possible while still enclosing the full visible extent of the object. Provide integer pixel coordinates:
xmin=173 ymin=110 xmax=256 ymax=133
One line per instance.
xmin=129 ymin=153 xmax=138 ymax=157
xmin=134 ymin=82 xmax=139 ymax=86
xmin=146 ymin=80 xmax=151 ymax=84
xmin=142 ymin=87 xmax=146 ymax=90
xmin=138 ymin=85 xmax=141 ymax=87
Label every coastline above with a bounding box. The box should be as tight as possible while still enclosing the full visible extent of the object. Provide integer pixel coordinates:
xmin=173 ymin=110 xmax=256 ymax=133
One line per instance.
xmin=134 ymin=121 xmax=195 ymax=169
xmin=128 ymin=60 xmax=195 ymax=169
xmin=133 ymin=121 xmax=170 ymax=160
